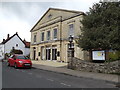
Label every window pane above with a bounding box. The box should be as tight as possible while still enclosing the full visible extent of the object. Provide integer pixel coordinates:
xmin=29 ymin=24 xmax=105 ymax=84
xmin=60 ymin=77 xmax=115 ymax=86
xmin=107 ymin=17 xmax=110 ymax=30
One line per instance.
xmin=47 ymin=31 xmax=50 ymax=40
xmin=68 ymin=24 xmax=74 ymax=36
xmin=16 ymin=56 xmax=28 ymax=59
xmin=41 ymin=32 xmax=44 ymax=41
xmin=16 ymin=44 xmax=18 ymax=47
xmin=34 ymin=35 xmax=36 ymax=42
xmin=54 ymin=29 xmax=57 ymax=39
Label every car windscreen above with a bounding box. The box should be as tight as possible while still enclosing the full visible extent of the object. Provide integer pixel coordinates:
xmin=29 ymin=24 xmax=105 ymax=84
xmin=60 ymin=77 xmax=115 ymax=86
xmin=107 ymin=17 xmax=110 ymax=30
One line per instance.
xmin=16 ymin=56 xmax=28 ymax=59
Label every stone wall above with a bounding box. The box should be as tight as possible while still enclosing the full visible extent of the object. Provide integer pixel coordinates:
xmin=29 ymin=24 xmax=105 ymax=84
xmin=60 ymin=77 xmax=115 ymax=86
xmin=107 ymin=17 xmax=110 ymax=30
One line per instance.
xmin=70 ymin=57 xmax=119 ymax=74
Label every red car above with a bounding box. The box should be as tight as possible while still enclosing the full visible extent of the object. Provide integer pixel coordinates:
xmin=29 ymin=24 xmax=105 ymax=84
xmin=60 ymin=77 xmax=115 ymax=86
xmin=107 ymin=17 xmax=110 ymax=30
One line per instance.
xmin=7 ymin=54 xmax=32 ymax=69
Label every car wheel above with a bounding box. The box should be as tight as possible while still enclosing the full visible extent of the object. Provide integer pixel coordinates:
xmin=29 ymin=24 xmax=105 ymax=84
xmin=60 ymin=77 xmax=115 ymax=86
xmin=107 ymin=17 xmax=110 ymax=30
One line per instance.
xmin=7 ymin=62 xmax=10 ymax=66
xmin=14 ymin=63 xmax=18 ymax=69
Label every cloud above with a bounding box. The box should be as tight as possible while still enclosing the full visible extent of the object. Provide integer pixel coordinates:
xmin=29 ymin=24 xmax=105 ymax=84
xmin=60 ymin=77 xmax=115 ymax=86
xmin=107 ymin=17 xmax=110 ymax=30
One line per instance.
xmin=0 ymin=1 xmax=100 ymax=42
xmin=51 ymin=0 xmax=99 ymax=13
xmin=0 ymin=7 xmax=31 ymax=41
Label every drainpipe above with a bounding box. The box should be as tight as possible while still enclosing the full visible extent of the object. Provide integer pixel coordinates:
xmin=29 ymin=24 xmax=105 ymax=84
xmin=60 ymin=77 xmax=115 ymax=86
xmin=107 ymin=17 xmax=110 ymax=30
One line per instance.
xmin=60 ymin=16 xmax=62 ymax=62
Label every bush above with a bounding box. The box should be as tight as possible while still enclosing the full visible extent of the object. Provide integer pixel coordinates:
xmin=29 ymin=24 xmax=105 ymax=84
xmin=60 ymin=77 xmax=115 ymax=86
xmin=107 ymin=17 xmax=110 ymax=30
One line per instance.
xmin=5 ymin=53 xmax=11 ymax=59
xmin=107 ymin=51 xmax=120 ymax=62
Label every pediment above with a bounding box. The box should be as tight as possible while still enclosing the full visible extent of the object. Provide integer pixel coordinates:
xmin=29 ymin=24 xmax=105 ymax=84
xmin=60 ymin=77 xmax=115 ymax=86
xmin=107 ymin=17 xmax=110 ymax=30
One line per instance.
xmin=31 ymin=8 xmax=83 ymax=32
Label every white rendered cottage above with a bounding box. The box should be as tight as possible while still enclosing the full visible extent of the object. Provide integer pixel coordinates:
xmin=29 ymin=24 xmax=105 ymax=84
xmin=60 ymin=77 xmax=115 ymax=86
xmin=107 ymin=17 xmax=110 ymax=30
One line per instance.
xmin=0 ymin=32 xmax=30 ymax=60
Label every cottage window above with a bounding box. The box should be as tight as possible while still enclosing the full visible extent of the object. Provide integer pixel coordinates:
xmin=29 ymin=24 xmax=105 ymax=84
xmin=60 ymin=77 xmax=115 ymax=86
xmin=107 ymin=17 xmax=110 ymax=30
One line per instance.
xmin=68 ymin=24 xmax=74 ymax=37
xmin=47 ymin=31 xmax=50 ymax=40
xmin=41 ymin=32 xmax=44 ymax=41
xmin=12 ymin=47 xmax=15 ymax=50
xmin=16 ymin=44 xmax=18 ymax=47
xmin=53 ymin=28 xmax=57 ymax=39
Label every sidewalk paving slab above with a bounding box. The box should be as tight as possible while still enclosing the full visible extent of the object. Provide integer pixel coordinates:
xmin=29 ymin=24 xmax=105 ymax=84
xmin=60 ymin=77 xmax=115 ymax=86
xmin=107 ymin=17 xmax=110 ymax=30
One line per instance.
xmin=32 ymin=60 xmax=119 ymax=85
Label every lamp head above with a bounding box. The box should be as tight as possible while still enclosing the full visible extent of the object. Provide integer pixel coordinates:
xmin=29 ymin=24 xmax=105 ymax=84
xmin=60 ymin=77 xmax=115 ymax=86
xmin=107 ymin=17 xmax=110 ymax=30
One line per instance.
xmin=69 ymin=35 xmax=73 ymax=42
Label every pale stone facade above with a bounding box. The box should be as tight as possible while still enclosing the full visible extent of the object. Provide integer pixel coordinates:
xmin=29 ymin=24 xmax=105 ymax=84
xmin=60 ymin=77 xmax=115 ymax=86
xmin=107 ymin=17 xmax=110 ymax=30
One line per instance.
xmin=30 ymin=8 xmax=89 ymax=62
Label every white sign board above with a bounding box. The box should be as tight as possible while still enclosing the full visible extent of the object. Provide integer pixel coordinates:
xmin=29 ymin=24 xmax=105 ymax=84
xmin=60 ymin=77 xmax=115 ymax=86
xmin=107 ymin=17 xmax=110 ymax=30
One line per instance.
xmin=92 ymin=50 xmax=105 ymax=60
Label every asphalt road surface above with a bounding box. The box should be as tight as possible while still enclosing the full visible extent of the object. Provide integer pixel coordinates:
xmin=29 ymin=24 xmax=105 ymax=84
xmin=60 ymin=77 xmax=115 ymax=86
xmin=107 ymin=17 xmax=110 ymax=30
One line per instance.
xmin=2 ymin=62 xmax=118 ymax=88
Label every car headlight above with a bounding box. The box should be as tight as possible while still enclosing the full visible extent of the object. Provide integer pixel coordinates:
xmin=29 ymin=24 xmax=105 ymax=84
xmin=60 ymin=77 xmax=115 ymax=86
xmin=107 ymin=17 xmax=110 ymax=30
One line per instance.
xmin=18 ymin=61 xmax=23 ymax=63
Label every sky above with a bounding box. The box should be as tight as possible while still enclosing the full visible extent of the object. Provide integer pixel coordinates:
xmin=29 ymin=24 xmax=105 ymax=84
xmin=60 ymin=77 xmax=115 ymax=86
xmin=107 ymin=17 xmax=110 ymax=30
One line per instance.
xmin=0 ymin=0 xmax=100 ymax=42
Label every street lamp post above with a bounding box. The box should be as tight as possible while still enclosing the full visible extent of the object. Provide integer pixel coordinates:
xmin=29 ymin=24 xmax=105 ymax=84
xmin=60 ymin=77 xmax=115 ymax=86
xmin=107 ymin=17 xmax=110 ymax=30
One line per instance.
xmin=68 ymin=35 xmax=74 ymax=69
xmin=69 ymin=35 xmax=73 ymax=49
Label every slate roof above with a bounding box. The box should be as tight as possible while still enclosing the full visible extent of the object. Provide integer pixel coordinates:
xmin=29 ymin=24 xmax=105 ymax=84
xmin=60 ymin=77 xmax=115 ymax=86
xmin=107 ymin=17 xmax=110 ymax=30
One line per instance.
xmin=1 ymin=33 xmax=30 ymax=48
xmin=23 ymin=39 xmax=30 ymax=48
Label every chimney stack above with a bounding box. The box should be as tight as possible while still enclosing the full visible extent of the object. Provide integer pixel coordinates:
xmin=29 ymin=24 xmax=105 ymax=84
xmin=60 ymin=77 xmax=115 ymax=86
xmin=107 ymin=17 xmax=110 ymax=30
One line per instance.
xmin=7 ymin=34 xmax=10 ymax=39
xmin=3 ymin=39 xmax=5 ymax=42
xmin=23 ymin=38 xmax=26 ymax=42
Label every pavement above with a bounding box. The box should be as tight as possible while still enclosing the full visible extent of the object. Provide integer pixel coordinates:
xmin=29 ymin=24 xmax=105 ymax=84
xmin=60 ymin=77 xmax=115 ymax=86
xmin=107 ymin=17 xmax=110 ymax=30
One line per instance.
xmin=32 ymin=60 xmax=119 ymax=85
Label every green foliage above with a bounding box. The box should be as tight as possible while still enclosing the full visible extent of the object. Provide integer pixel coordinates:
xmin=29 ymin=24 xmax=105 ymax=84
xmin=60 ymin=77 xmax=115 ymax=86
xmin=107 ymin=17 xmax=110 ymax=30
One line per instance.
xmin=5 ymin=53 xmax=11 ymax=59
xmin=104 ymin=50 xmax=120 ymax=62
xmin=105 ymin=59 xmax=120 ymax=63
xmin=5 ymin=53 xmax=10 ymax=57
xmin=110 ymin=72 xmax=120 ymax=75
xmin=10 ymin=49 xmax=23 ymax=54
xmin=77 ymin=2 xmax=120 ymax=51
xmin=108 ymin=51 xmax=120 ymax=60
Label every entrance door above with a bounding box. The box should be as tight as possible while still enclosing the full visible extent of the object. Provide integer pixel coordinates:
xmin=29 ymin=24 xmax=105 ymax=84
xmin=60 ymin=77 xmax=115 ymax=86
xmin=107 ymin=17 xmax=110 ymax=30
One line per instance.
xmin=33 ymin=50 xmax=36 ymax=60
xmin=52 ymin=48 xmax=57 ymax=60
xmin=46 ymin=48 xmax=51 ymax=60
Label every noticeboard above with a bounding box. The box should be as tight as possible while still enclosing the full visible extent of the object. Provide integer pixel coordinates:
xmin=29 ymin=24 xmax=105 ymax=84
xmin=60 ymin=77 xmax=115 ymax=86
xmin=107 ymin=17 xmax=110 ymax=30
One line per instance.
xmin=92 ymin=50 xmax=105 ymax=60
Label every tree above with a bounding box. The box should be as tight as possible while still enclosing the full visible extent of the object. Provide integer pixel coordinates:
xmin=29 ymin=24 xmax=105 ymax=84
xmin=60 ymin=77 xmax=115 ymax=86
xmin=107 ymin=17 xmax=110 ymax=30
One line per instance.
xmin=76 ymin=2 xmax=120 ymax=51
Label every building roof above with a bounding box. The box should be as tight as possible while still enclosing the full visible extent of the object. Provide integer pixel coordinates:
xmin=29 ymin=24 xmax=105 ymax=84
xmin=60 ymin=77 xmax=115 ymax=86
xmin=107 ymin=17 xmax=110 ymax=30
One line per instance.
xmin=23 ymin=39 xmax=30 ymax=48
xmin=49 ymin=8 xmax=84 ymax=14
xmin=1 ymin=33 xmax=18 ymax=44
xmin=1 ymin=32 xmax=30 ymax=48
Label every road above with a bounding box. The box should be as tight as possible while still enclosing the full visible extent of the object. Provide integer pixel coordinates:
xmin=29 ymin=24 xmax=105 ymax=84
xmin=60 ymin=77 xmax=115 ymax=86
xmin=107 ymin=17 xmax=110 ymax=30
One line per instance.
xmin=2 ymin=62 xmax=118 ymax=88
